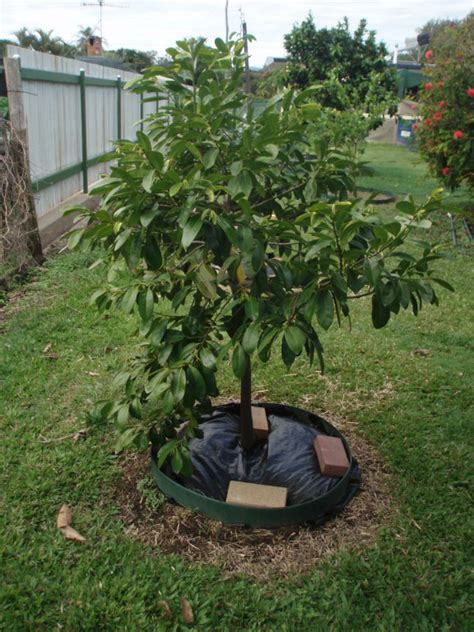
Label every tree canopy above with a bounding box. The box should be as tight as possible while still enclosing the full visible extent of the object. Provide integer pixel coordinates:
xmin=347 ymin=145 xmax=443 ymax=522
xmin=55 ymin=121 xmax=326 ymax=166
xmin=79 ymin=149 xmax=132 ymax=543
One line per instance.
xmin=284 ymin=15 xmax=396 ymax=111
xmin=69 ymin=36 xmax=450 ymax=465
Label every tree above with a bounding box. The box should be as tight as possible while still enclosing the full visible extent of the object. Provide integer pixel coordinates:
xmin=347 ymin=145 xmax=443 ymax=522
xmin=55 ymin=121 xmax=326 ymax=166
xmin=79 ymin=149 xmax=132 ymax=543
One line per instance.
xmin=415 ymin=12 xmax=474 ymax=193
xmin=69 ymin=37 xmax=450 ymax=470
xmin=12 ymin=28 xmax=76 ymax=57
xmin=284 ymin=15 xmax=396 ymax=111
xmin=107 ymin=48 xmax=162 ymax=73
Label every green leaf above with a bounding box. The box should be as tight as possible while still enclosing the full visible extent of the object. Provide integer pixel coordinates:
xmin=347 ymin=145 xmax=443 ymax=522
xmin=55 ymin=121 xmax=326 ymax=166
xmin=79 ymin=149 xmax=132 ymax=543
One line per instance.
xmin=284 ymin=326 xmax=306 ymax=355
xmin=315 ymin=291 xmax=334 ymax=330
xmin=142 ymin=170 xmax=156 ymax=193
xmin=114 ymin=428 xmax=140 ymax=453
xmin=146 ymin=150 xmax=164 ymax=170
xmin=157 ymin=439 xmax=177 ymax=467
xmin=121 ymin=286 xmax=139 ymax=314
xmin=171 ymin=449 xmax=184 ymax=474
xmin=114 ymin=228 xmax=133 ymax=252
xmin=281 ymin=335 xmax=296 ymax=368
xmin=431 ymin=277 xmax=454 ymax=292
xmin=171 ymin=368 xmax=186 ymax=402
xmin=232 ymin=344 xmax=248 ymax=379
xmin=144 ymin=236 xmax=162 ymax=270
xmin=182 ymin=217 xmax=203 ymax=249
xmin=228 ymin=171 xmax=252 ymax=198
xmin=136 ymin=130 xmax=152 ymax=152
xmin=371 ymin=294 xmax=390 ymax=329
xmin=200 ymin=348 xmax=216 ymax=370
xmin=188 ymin=366 xmax=206 ymax=399
xmin=170 ymin=181 xmax=182 ymax=196
xmin=203 ymin=147 xmax=219 ymax=169
xmin=67 ymin=229 xmax=85 ymax=250
xmin=216 ymin=216 xmax=238 ymax=245
xmin=242 ymin=322 xmax=261 ymax=354
xmin=138 ymin=287 xmax=154 ymax=322
xmin=364 ymin=258 xmax=381 ymax=287
xmin=195 ymin=265 xmax=217 ymax=300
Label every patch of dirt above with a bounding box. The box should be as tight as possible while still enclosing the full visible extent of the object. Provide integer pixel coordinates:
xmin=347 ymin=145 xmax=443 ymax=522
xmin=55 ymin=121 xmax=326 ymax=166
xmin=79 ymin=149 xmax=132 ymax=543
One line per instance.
xmin=113 ymin=413 xmax=396 ymax=581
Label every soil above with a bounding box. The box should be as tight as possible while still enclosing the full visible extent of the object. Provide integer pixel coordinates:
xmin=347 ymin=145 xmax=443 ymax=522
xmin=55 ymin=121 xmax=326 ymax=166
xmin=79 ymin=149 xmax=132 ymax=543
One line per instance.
xmin=113 ymin=412 xmax=396 ymax=581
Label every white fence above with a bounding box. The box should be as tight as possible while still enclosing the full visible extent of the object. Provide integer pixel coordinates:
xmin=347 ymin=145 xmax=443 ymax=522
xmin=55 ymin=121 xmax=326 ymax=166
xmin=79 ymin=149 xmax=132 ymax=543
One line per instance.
xmin=3 ymin=46 xmax=159 ymax=242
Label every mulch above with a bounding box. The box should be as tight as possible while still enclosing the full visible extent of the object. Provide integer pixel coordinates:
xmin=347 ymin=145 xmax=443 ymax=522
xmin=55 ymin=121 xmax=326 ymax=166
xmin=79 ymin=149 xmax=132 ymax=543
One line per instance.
xmin=113 ymin=411 xmax=396 ymax=581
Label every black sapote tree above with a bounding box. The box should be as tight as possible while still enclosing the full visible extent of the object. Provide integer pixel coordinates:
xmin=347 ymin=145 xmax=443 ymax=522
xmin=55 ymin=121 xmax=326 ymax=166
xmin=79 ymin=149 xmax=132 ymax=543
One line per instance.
xmin=69 ymin=37 xmax=450 ymax=473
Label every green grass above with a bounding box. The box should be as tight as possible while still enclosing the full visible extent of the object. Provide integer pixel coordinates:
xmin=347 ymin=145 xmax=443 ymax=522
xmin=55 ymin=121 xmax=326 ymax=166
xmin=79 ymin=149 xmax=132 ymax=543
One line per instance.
xmin=359 ymin=143 xmax=471 ymax=210
xmin=1 ymin=145 xmax=473 ymax=630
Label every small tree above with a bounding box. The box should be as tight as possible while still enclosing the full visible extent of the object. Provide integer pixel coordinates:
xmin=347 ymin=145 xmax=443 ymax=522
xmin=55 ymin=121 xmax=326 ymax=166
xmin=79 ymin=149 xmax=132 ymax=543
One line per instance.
xmin=415 ymin=12 xmax=474 ymax=194
xmin=70 ymin=37 xmax=450 ymax=472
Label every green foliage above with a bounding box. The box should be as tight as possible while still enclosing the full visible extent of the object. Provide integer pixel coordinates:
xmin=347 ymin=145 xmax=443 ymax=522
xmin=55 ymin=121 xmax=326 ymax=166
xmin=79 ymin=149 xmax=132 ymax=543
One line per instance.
xmin=284 ymin=15 xmax=397 ymax=111
xmin=12 ymin=27 xmax=77 ymax=57
xmin=283 ymin=15 xmax=397 ymax=156
xmin=0 ymin=97 xmax=8 ymax=119
xmin=70 ymin=36 xmax=450 ymax=473
xmin=415 ymin=12 xmax=474 ymax=194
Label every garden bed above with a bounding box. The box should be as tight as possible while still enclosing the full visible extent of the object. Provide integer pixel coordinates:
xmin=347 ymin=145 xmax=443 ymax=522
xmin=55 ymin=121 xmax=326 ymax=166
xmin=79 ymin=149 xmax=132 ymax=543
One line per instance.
xmin=114 ymin=411 xmax=394 ymax=581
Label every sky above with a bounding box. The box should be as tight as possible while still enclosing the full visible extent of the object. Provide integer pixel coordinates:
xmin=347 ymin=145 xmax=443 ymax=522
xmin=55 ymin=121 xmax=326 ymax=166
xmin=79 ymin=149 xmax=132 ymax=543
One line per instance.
xmin=0 ymin=0 xmax=472 ymax=67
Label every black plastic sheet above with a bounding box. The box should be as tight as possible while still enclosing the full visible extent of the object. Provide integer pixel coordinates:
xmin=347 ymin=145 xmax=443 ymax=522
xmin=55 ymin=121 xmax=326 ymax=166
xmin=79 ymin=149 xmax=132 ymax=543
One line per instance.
xmin=169 ymin=403 xmax=360 ymax=517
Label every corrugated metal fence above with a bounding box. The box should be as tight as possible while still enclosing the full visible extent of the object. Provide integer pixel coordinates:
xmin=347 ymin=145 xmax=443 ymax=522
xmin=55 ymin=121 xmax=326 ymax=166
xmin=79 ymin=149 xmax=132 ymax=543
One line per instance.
xmin=3 ymin=45 xmax=159 ymax=244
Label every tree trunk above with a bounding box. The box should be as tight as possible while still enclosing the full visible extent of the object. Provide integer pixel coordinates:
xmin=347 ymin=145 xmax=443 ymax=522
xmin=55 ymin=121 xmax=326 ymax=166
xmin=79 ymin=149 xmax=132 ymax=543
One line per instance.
xmin=240 ymin=356 xmax=255 ymax=450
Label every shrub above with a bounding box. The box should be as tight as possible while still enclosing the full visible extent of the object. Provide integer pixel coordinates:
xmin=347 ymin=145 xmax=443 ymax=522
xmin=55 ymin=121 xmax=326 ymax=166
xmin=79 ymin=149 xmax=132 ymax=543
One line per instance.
xmin=415 ymin=12 xmax=474 ymax=192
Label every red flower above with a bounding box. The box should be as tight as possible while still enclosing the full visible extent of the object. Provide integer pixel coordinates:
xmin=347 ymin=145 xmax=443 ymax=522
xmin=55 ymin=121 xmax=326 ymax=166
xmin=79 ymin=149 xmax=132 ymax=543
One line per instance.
xmin=410 ymin=103 xmax=417 ymax=110
xmin=467 ymin=88 xmax=474 ymax=97
xmin=424 ymin=82 xmax=433 ymax=90
xmin=413 ymin=122 xmax=419 ymax=132
xmin=437 ymin=82 xmax=444 ymax=88
xmin=442 ymin=167 xmax=450 ymax=176
xmin=453 ymin=130 xmax=463 ymax=139
xmin=424 ymin=118 xmax=431 ymax=126
xmin=433 ymin=111 xmax=442 ymax=122
xmin=439 ymin=101 xmax=446 ymax=108
xmin=426 ymin=50 xmax=433 ymax=60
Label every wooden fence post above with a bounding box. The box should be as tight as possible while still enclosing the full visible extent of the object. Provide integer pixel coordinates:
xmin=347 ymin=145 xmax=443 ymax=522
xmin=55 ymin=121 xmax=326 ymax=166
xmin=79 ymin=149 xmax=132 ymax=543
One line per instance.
xmin=3 ymin=56 xmax=44 ymax=263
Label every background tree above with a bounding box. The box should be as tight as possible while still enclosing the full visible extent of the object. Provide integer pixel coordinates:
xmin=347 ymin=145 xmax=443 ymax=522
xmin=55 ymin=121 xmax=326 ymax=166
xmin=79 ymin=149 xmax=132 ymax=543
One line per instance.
xmin=69 ymin=37 xmax=450 ymax=469
xmin=415 ymin=12 xmax=474 ymax=196
xmin=284 ymin=15 xmax=396 ymax=111
xmin=12 ymin=28 xmax=76 ymax=57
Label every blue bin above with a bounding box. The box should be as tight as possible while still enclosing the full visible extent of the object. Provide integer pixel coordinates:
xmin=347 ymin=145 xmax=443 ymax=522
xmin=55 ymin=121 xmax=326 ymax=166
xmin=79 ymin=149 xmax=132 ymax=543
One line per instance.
xmin=397 ymin=118 xmax=415 ymax=146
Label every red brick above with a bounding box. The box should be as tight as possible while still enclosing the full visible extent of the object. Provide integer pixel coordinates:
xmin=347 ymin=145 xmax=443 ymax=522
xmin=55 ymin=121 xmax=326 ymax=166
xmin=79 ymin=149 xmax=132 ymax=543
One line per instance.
xmin=251 ymin=406 xmax=269 ymax=440
xmin=314 ymin=435 xmax=349 ymax=477
xmin=226 ymin=481 xmax=287 ymax=508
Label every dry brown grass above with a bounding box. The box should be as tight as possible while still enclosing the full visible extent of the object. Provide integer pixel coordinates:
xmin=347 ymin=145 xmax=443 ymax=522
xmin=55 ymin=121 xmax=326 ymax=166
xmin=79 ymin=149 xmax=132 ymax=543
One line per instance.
xmin=113 ymin=413 xmax=396 ymax=581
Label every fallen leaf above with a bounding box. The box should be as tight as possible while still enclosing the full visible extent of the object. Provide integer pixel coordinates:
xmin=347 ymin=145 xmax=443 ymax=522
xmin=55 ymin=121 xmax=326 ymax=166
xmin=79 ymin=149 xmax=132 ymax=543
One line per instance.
xmin=87 ymin=371 xmax=100 ymax=377
xmin=45 ymin=354 xmax=59 ymax=361
xmin=43 ymin=342 xmax=52 ymax=353
xmin=158 ymin=600 xmax=172 ymax=619
xmin=61 ymin=525 xmax=86 ymax=543
xmin=57 ymin=504 xmax=72 ymax=529
xmin=180 ymin=597 xmax=194 ymax=625
xmin=57 ymin=504 xmax=86 ymax=543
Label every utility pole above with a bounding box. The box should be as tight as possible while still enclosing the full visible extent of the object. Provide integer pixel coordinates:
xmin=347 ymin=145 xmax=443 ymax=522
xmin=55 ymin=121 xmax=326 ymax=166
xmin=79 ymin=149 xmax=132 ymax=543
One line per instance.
xmin=225 ymin=1 xmax=229 ymax=42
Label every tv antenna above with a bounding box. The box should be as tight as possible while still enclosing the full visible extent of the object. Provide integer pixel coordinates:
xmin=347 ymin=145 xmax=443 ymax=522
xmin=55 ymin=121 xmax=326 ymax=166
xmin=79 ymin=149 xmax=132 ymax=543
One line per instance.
xmin=81 ymin=0 xmax=129 ymax=42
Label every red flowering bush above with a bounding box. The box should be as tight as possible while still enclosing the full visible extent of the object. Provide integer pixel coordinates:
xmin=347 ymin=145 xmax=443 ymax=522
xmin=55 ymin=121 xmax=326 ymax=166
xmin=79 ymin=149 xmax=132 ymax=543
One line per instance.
xmin=415 ymin=12 xmax=474 ymax=192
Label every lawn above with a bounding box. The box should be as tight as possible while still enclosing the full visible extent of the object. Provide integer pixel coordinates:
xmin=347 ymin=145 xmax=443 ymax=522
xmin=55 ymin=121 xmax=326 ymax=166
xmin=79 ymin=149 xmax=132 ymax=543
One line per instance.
xmin=0 ymin=143 xmax=473 ymax=631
